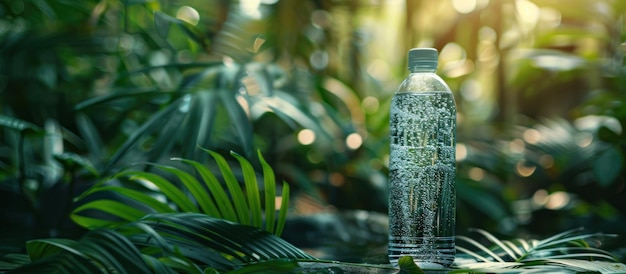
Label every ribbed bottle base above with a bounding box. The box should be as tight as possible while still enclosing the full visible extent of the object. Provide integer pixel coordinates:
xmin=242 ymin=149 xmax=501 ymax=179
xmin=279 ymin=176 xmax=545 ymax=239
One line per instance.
xmin=388 ymin=236 xmax=455 ymax=268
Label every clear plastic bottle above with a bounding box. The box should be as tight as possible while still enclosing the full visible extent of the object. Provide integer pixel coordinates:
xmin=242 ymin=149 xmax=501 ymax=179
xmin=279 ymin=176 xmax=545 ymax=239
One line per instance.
xmin=388 ymin=48 xmax=456 ymax=268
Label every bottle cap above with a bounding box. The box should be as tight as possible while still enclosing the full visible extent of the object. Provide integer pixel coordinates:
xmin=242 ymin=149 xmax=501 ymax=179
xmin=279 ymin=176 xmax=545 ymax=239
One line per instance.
xmin=408 ymin=48 xmax=438 ymax=70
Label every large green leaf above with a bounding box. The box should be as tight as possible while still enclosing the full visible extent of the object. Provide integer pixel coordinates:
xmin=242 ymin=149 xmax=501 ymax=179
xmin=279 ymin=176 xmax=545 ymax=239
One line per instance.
xmin=72 ymin=149 xmax=291 ymax=236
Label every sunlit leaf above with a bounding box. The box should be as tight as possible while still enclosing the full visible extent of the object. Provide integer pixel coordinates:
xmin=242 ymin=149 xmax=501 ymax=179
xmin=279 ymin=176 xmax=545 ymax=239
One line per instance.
xmin=173 ymin=158 xmax=234 ymax=219
xmin=258 ymin=150 xmax=276 ymax=234
xmin=78 ymin=185 xmax=175 ymax=213
xmin=203 ymin=149 xmax=250 ymax=225
xmin=72 ymin=199 xmax=147 ymax=223
xmin=119 ymin=170 xmax=197 ymax=213
xmin=275 ymin=182 xmax=290 ymax=237
xmin=154 ymin=163 xmax=221 ymax=217
xmin=231 ymin=151 xmax=263 ymax=228
xmin=397 ymin=256 xmax=425 ymax=274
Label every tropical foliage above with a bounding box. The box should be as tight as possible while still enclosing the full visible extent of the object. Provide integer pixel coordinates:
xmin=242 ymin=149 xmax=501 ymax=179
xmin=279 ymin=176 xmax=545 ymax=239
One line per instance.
xmin=454 ymin=228 xmax=626 ymax=273
xmin=70 ymin=149 xmax=291 ymax=236
xmin=1 ymin=0 xmax=625 ymax=272
xmin=3 ymin=213 xmax=315 ymax=273
xmin=0 ymin=150 xmax=313 ymax=273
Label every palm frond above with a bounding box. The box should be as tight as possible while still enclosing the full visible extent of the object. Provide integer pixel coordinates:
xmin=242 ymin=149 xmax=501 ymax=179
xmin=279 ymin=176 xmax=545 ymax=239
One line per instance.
xmin=455 ymin=228 xmax=625 ymax=272
xmin=16 ymin=229 xmax=158 ymax=274
xmin=71 ymin=149 xmax=290 ymax=236
xmin=7 ymin=213 xmax=315 ymax=273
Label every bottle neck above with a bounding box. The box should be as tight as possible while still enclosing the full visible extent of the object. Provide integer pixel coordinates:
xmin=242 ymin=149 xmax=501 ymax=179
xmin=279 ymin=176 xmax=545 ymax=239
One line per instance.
xmin=408 ymin=67 xmax=437 ymax=74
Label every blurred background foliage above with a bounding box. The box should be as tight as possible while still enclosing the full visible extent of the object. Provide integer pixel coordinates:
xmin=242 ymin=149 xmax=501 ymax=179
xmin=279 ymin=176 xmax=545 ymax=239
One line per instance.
xmin=1 ymin=0 xmax=625 ymax=262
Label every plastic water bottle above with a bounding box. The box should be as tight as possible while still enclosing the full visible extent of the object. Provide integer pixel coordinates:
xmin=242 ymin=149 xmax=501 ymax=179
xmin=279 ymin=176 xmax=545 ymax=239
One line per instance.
xmin=388 ymin=48 xmax=456 ymax=268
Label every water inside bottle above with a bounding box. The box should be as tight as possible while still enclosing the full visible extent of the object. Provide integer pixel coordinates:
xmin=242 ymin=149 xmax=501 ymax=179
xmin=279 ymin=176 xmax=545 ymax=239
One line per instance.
xmin=388 ymin=91 xmax=456 ymax=268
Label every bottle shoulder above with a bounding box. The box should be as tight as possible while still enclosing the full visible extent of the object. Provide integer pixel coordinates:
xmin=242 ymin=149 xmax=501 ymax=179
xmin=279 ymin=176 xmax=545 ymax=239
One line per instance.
xmin=396 ymin=73 xmax=451 ymax=93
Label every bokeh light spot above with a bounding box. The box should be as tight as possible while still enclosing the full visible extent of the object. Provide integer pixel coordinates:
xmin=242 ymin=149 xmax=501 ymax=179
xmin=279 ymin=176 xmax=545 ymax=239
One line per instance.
xmin=468 ymin=167 xmax=485 ymax=181
xmin=310 ymin=50 xmax=329 ymax=70
xmin=545 ymin=191 xmax=570 ymax=210
xmin=532 ymin=189 xmax=549 ymax=207
xmin=523 ymin=128 xmax=541 ymax=144
xmin=362 ymin=96 xmax=380 ymax=114
xmin=346 ymin=133 xmax=363 ymax=150
xmin=329 ymin=172 xmax=345 ymax=187
xmin=176 ymin=6 xmax=200 ymax=26
xmin=452 ymin=0 xmax=477 ymax=14
xmin=539 ymin=154 xmax=554 ymax=168
xmin=575 ymin=132 xmax=593 ymax=148
xmin=509 ymin=139 xmax=525 ymax=154
xmin=516 ymin=161 xmax=536 ymax=177
xmin=298 ymin=129 xmax=316 ymax=145
xmin=456 ymin=143 xmax=467 ymax=161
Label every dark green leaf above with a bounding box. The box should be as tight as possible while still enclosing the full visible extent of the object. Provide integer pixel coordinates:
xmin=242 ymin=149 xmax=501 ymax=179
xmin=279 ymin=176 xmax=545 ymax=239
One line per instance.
xmin=592 ymin=146 xmax=623 ymax=187
xmin=74 ymin=88 xmax=161 ymax=110
xmin=143 ymin=95 xmax=190 ymax=163
xmin=0 ymin=254 xmax=30 ymax=271
xmin=218 ymin=89 xmax=253 ymax=156
xmin=75 ymin=113 xmax=105 ymax=163
xmin=597 ymin=126 xmax=622 ymax=143
xmin=154 ymin=11 xmax=173 ymax=38
xmin=54 ymin=152 xmax=99 ymax=175
xmin=26 ymin=239 xmax=79 ymax=261
xmin=0 ymin=115 xmax=42 ymax=134
xmin=22 ymin=229 xmax=154 ymax=274
xmin=103 ymin=97 xmax=181 ymax=171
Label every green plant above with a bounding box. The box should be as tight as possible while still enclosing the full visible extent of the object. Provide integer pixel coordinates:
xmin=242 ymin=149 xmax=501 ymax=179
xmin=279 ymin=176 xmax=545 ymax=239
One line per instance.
xmin=1 ymin=213 xmax=315 ymax=273
xmin=1 ymin=145 xmax=623 ymax=273
xmin=0 ymin=115 xmax=97 ymax=248
xmin=453 ymin=228 xmax=625 ymax=273
xmin=71 ymin=149 xmax=290 ymax=236
xmin=0 ymin=148 xmax=315 ymax=273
